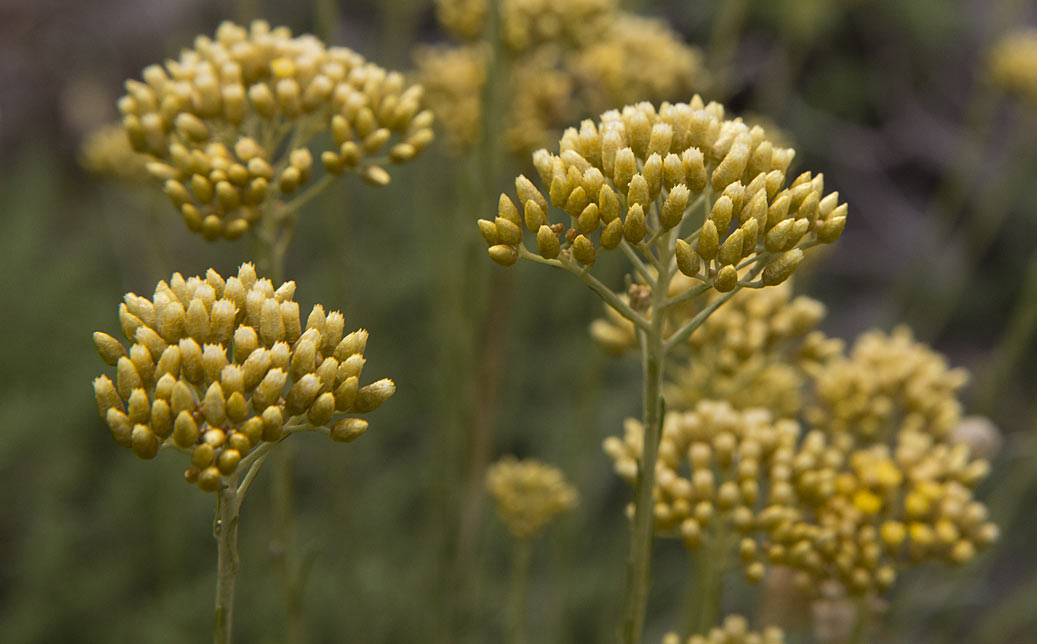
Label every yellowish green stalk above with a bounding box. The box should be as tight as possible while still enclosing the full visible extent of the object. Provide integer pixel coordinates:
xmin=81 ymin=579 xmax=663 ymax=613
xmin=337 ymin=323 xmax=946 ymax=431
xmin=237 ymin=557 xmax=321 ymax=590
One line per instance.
xmin=214 ymin=472 xmax=241 ymax=644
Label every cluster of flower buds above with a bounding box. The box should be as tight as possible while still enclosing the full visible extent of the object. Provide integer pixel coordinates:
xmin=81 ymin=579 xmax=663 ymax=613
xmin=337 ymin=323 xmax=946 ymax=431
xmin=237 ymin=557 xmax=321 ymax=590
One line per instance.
xmin=573 ymin=14 xmax=707 ymax=114
xmin=604 ymin=401 xmax=803 ymax=583
xmin=92 ymin=263 xmax=395 ymax=492
xmin=662 ymin=614 xmax=785 ymax=644
xmin=486 ymin=456 xmax=579 ymax=539
xmin=436 ymin=0 xmax=617 ymax=51
xmin=771 ymin=428 xmax=998 ymax=595
xmin=989 ymin=29 xmax=1037 ymax=106
xmin=79 ymin=122 xmax=152 ymax=183
xmin=805 ymin=327 xmax=967 ymax=445
xmin=482 ymin=98 xmax=846 ymax=294
xmin=412 ymin=44 xmax=487 ymax=151
xmin=421 ymin=2 xmax=704 ymax=158
xmin=119 ymin=20 xmax=433 ymax=240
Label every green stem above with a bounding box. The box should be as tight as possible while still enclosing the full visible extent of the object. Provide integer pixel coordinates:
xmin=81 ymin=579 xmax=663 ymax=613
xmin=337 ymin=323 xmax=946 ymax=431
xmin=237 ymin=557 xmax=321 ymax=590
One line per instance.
xmin=214 ymin=473 xmax=241 ymax=644
xmin=707 ymin=0 xmax=750 ymax=98
xmin=619 ymin=233 xmax=674 ymax=644
xmin=507 ymin=539 xmax=533 ymax=644
xmin=683 ymin=543 xmax=724 ymax=638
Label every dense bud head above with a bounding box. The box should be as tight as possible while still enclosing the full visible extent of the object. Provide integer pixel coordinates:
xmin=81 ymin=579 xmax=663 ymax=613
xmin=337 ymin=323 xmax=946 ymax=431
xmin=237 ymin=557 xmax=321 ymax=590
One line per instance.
xmin=486 ymin=456 xmax=579 ymax=539
xmin=120 ymin=20 xmax=432 ymax=241
xmin=92 ymin=263 xmax=394 ymax=491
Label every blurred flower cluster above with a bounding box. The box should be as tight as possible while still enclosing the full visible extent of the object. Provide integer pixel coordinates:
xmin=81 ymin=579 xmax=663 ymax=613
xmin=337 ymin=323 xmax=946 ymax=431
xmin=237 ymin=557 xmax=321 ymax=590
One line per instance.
xmin=663 ymin=614 xmax=785 ymax=644
xmin=486 ymin=456 xmax=579 ymax=539
xmin=419 ymin=0 xmax=707 ymax=157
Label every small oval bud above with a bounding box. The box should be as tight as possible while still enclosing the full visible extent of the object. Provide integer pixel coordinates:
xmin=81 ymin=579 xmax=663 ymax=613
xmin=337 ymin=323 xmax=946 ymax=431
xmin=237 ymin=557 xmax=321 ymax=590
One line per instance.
xmin=572 ymin=235 xmax=596 ymax=266
xmin=352 ymin=378 xmax=396 ymax=413
xmin=330 ymin=417 xmax=369 ymax=442
xmin=623 ymin=204 xmax=646 ymax=243
xmin=697 ymin=220 xmax=719 ymax=260
xmin=536 ymin=226 xmax=561 ymax=259
xmin=715 ymin=265 xmax=738 ymax=292
xmin=718 ymin=229 xmax=745 ymax=266
xmin=762 ymin=249 xmax=804 ymax=286
xmin=600 ymin=218 xmax=623 ymax=250
xmin=675 ymin=240 xmax=701 ymax=277
xmin=488 ymin=244 xmax=519 ymax=266
xmin=173 ymin=410 xmax=200 ymax=448
xmin=94 ymin=332 xmax=127 ymax=366
xmin=660 ymin=184 xmax=690 ymax=229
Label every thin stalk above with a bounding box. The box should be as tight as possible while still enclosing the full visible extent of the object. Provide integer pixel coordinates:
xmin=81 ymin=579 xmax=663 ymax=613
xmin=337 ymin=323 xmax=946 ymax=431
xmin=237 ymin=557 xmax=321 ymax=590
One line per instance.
xmin=214 ymin=473 xmax=241 ymax=644
xmin=507 ymin=538 xmax=534 ymax=644
xmin=850 ymin=597 xmax=871 ymax=644
xmin=619 ymin=232 xmax=674 ymax=644
xmin=977 ymin=249 xmax=1037 ymax=414
xmin=707 ymin=0 xmax=750 ymax=98
xmin=683 ymin=541 xmax=724 ymax=638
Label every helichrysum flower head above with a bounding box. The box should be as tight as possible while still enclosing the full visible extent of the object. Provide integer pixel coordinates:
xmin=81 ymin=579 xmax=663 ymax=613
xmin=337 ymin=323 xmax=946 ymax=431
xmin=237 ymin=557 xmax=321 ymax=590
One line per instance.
xmin=805 ymin=326 xmax=967 ymax=445
xmin=482 ymin=97 xmax=846 ymax=294
xmin=92 ymin=263 xmax=394 ymax=492
xmin=486 ymin=456 xmax=579 ymax=539
xmin=989 ymin=30 xmax=1037 ymax=106
xmin=573 ymin=14 xmax=708 ymax=113
xmin=662 ymin=614 xmax=785 ymax=644
xmin=79 ymin=122 xmax=152 ymax=183
xmin=119 ymin=20 xmax=433 ymax=241
xmin=604 ymin=400 xmax=802 ymax=584
xmin=437 ymin=0 xmax=617 ymax=50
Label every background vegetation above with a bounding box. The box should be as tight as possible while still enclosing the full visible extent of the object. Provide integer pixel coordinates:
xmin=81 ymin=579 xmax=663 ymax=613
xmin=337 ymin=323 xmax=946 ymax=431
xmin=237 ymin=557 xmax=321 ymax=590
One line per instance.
xmin=1 ymin=0 xmax=1035 ymax=642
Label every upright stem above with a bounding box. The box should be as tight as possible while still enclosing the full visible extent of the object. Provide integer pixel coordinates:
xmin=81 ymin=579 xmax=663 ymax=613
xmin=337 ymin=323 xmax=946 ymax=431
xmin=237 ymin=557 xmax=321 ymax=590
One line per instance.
xmin=253 ymin=221 xmax=303 ymax=644
xmin=850 ymin=597 xmax=871 ymax=644
xmin=620 ymin=241 xmax=673 ymax=644
xmin=683 ymin=540 xmax=725 ymax=638
xmin=214 ymin=474 xmax=241 ymax=644
xmin=507 ymin=538 xmax=533 ymax=644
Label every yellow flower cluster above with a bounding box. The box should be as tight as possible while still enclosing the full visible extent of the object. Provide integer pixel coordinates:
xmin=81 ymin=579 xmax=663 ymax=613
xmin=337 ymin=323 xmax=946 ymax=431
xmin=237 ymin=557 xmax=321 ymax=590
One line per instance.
xmin=662 ymin=614 xmax=785 ymax=644
xmin=989 ymin=29 xmax=1037 ymax=106
xmin=92 ymin=263 xmax=394 ymax=492
xmin=79 ymin=122 xmax=152 ymax=183
xmin=604 ymin=328 xmax=998 ymax=596
xmin=590 ymin=284 xmax=842 ymax=417
xmin=604 ymin=401 xmax=801 ymax=583
xmin=486 ymin=456 xmax=579 ymax=539
xmin=482 ymin=98 xmax=847 ymax=294
xmin=420 ymin=1 xmax=704 ymax=157
xmin=436 ymin=0 xmax=617 ymax=51
xmin=573 ymin=14 xmax=707 ymax=114
xmin=120 ymin=20 xmax=433 ymax=240
xmin=805 ymin=326 xmax=967 ymax=444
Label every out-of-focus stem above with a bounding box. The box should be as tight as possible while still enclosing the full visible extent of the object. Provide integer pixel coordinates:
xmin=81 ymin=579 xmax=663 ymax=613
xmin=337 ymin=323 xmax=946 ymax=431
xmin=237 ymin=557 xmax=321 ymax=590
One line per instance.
xmin=507 ymin=539 xmax=533 ymax=644
xmin=708 ymin=0 xmax=750 ymax=98
xmin=683 ymin=541 xmax=724 ymax=638
xmin=978 ymin=249 xmax=1037 ymax=414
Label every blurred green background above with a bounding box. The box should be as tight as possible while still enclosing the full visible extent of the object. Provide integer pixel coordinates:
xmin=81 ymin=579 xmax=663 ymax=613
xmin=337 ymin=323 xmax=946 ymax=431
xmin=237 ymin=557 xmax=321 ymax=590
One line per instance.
xmin=1 ymin=0 xmax=1036 ymax=642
